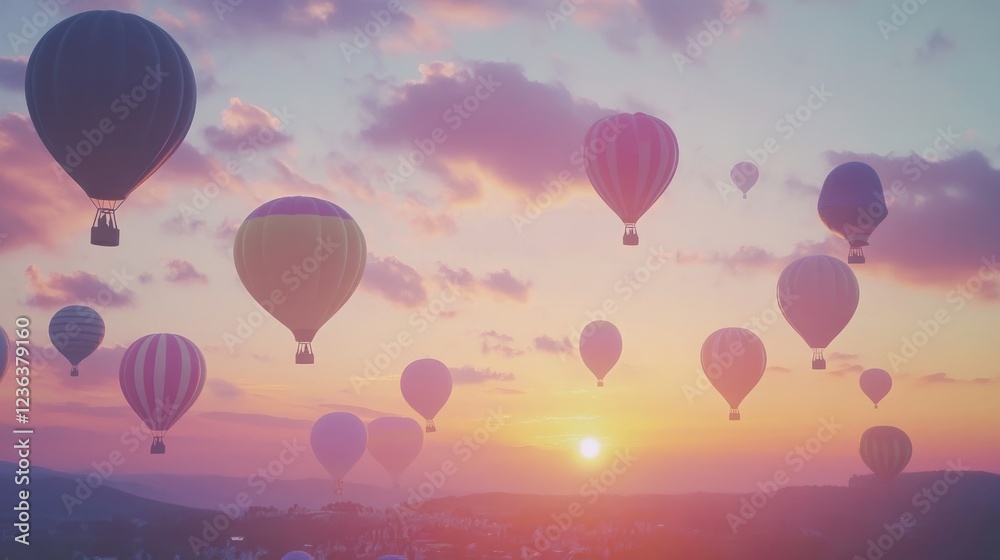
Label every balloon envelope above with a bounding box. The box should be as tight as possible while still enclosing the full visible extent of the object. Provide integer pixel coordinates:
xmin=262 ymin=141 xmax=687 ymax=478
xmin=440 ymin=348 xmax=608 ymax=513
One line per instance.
xmin=367 ymin=417 xmax=424 ymax=487
xmin=49 ymin=305 xmax=105 ymax=376
xmin=25 ymin=10 xmax=196 ymax=246
xmin=579 ymin=320 xmax=622 ymax=387
xmin=730 ymin=161 xmax=759 ymax=197
xmin=860 ymin=426 xmax=912 ymax=484
xmin=701 ymin=328 xmax=767 ymax=420
xmin=400 ymin=359 xmax=453 ymax=432
xmin=282 ymin=552 xmax=314 ymax=560
xmin=777 ymin=255 xmax=859 ymax=369
xmin=584 ymin=112 xmax=679 ymax=245
xmin=310 ymin=412 xmax=367 ymax=492
xmin=860 ymin=368 xmax=892 ymax=408
xmin=818 ymin=162 xmax=887 ymax=264
xmin=119 ymin=334 xmax=206 ymax=453
xmin=234 ymin=197 xmax=366 ymax=364
xmin=0 ymin=326 xmax=9 ymax=384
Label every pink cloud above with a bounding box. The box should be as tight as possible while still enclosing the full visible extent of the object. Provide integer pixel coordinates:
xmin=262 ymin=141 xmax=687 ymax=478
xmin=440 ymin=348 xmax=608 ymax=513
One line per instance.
xmin=0 ymin=56 xmax=26 ymax=90
xmin=360 ymin=61 xmax=612 ymax=201
xmin=915 ymin=28 xmax=956 ymax=63
xmin=33 ymin=344 xmax=127 ymax=390
xmin=164 ymin=259 xmax=209 ymax=284
xmin=25 ymin=266 xmax=136 ymax=309
xmin=637 ymin=0 xmax=764 ymax=47
xmin=204 ymin=98 xmax=292 ymax=153
xmin=451 ymin=365 xmax=515 ymax=384
xmin=919 ymin=372 xmax=995 ymax=385
xmin=534 ymin=335 xmax=573 ymax=355
xmin=361 ymin=253 xmax=428 ymax=308
xmin=207 ymin=378 xmax=245 ymax=399
xmin=480 ymin=330 xmax=523 ymax=358
xmin=435 ymin=264 xmax=533 ymax=302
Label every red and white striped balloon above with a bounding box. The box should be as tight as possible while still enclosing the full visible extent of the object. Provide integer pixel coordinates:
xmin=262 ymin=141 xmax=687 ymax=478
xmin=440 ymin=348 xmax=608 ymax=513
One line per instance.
xmin=119 ymin=334 xmax=206 ymax=438
xmin=584 ymin=112 xmax=679 ymax=245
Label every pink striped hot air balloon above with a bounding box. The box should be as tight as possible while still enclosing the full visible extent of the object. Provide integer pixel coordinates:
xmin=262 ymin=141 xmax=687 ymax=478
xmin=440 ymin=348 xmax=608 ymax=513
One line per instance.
xmin=584 ymin=112 xmax=679 ymax=245
xmin=860 ymin=426 xmax=912 ymax=484
xmin=234 ymin=197 xmax=366 ymax=364
xmin=119 ymin=333 xmax=206 ymax=454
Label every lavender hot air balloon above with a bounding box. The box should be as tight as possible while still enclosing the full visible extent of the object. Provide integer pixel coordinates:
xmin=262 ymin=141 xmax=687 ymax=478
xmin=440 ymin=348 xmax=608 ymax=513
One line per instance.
xmin=701 ymin=328 xmax=767 ymax=420
xmin=860 ymin=426 xmax=912 ymax=484
xmin=584 ymin=113 xmax=679 ymax=245
xmin=234 ymin=197 xmax=366 ymax=364
xmin=25 ymin=10 xmax=196 ymax=247
xmin=0 ymin=326 xmax=9 ymax=385
xmin=49 ymin=305 xmax=105 ymax=377
xmin=282 ymin=552 xmax=315 ymax=560
xmin=777 ymin=255 xmax=859 ymax=369
xmin=818 ymin=162 xmax=888 ymax=264
xmin=401 ymin=359 xmax=453 ymax=432
xmin=310 ymin=412 xmax=367 ymax=494
xmin=119 ymin=334 xmax=206 ymax=454
xmin=367 ymin=417 xmax=424 ymax=488
xmin=730 ymin=161 xmax=759 ymax=199
xmin=860 ymin=368 xmax=893 ymax=409
xmin=579 ymin=320 xmax=622 ymax=387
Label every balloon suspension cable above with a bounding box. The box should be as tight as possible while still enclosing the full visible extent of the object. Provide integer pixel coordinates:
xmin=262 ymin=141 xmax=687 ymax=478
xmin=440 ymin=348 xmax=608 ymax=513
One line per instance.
xmin=729 ymin=408 xmax=741 ymax=421
xmin=336 ymin=480 xmax=345 ymax=494
xmin=295 ymin=342 xmax=315 ymax=364
xmin=597 ymin=379 xmax=604 ymax=387
xmin=70 ymin=366 xmax=79 ymax=377
xmin=811 ymin=350 xmax=826 ymax=370
xmin=150 ymin=436 xmax=166 ymax=455
xmin=848 ymin=246 xmax=866 ymax=264
xmin=622 ymin=223 xmax=639 ymax=246
xmin=425 ymin=419 xmax=437 ymax=433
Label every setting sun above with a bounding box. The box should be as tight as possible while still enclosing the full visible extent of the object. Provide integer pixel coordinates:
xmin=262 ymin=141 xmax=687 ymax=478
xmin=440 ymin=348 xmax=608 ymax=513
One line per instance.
xmin=580 ymin=437 xmax=601 ymax=459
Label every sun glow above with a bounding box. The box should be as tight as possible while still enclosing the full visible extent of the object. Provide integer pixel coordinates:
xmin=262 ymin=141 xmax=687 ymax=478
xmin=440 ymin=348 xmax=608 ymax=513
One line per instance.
xmin=580 ymin=437 xmax=601 ymax=459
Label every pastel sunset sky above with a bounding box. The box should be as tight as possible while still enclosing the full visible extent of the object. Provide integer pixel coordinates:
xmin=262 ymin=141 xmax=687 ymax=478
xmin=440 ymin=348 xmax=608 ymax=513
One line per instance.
xmin=1 ymin=0 xmax=998 ymax=496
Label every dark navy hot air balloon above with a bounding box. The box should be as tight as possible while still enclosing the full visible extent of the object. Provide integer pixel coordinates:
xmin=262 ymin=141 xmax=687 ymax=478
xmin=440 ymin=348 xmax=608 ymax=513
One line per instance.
xmin=49 ymin=305 xmax=105 ymax=377
xmin=818 ymin=162 xmax=888 ymax=264
xmin=25 ymin=10 xmax=196 ymax=247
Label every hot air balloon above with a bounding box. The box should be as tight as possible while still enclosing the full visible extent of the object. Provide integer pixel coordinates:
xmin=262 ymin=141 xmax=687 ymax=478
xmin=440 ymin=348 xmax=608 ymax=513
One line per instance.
xmin=282 ymin=552 xmax=314 ymax=560
xmin=860 ymin=426 xmax=912 ymax=484
xmin=579 ymin=320 xmax=622 ymax=387
xmin=860 ymin=368 xmax=892 ymax=409
xmin=25 ymin=11 xmax=196 ymax=247
xmin=311 ymin=413 xmax=367 ymax=493
xmin=367 ymin=417 xmax=424 ymax=488
xmin=777 ymin=255 xmax=859 ymax=370
xmin=48 ymin=305 xmax=104 ymax=377
xmin=0 ymin=326 xmax=9 ymax=385
xmin=730 ymin=161 xmax=759 ymax=199
xmin=400 ymin=359 xmax=452 ymax=432
xmin=701 ymin=328 xmax=767 ymax=420
xmin=818 ymin=162 xmax=888 ymax=264
xmin=584 ymin=112 xmax=679 ymax=245
xmin=379 ymin=556 xmax=407 ymax=560
xmin=119 ymin=334 xmax=206 ymax=454
xmin=234 ymin=197 xmax=366 ymax=364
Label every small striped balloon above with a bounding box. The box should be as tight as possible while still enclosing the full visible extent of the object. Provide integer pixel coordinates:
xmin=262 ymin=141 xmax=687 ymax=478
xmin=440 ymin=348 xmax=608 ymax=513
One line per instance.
xmin=281 ymin=552 xmax=314 ymax=560
xmin=860 ymin=426 xmax=912 ymax=484
xmin=584 ymin=112 xmax=679 ymax=245
xmin=0 ymin=326 xmax=9 ymax=384
xmin=119 ymin=334 xmax=206 ymax=453
xmin=49 ymin=305 xmax=105 ymax=377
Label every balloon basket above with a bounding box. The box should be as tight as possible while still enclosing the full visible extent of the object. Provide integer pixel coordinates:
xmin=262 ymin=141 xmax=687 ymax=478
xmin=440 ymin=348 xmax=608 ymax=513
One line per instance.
xmin=597 ymin=380 xmax=604 ymax=387
xmin=729 ymin=409 xmax=741 ymax=421
xmin=295 ymin=342 xmax=314 ymax=364
xmin=70 ymin=367 xmax=79 ymax=377
xmin=425 ymin=420 xmax=436 ymax=433
xmin=812 ymin=357 xmax=826 ymax=370
xmin=91 ymin=226 xmax=120 ymax=247
xmin=848 ymin=247 xmax=866 ymax=264
xmin=336 ymin=480 xmax=345 ymax=494
xmin=623 ymin=224 xmax=638 ymax=246
xmin=150 ymin=438 xmax=165 ymax=454
xmin=742 ymin=194 xmax=748 ymax=199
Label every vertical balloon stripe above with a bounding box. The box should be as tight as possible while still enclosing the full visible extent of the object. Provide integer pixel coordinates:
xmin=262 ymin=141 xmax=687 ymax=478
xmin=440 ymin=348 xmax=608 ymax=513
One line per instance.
xmin=860 ymin=426 xmax=911 ymax=483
